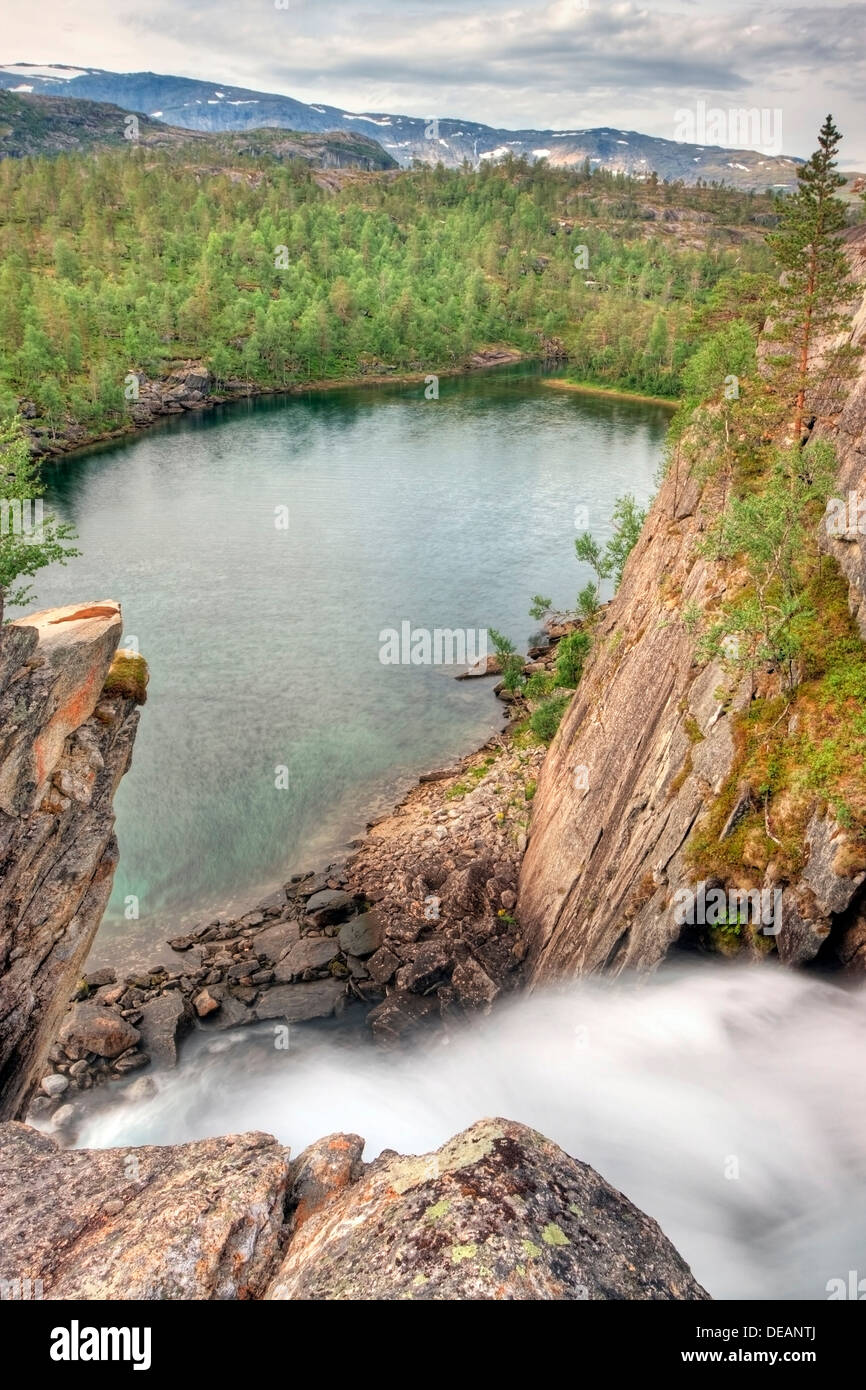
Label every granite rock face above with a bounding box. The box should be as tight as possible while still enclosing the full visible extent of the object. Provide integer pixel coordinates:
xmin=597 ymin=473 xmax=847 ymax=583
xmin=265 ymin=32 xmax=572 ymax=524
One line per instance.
xmin=519 ymin=231 xmax=866 ymax=983
xmin=0 ymin=601 xmax=142 ymax=1120
xmin=266 ymin=1117 xmax=710 ymax=1301
xmin=0 ymin=1122 xmax=291 ymax=1299
xmin=815 ymin=226 xmax=866 ymax=637
xmin=0 ymin=1117 xmax=707 ymax=1301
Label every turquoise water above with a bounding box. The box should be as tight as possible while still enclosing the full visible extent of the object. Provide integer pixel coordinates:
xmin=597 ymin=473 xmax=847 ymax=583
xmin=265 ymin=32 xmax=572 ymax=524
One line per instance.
xmin=36 ymin=367 xmax=669 ymax=952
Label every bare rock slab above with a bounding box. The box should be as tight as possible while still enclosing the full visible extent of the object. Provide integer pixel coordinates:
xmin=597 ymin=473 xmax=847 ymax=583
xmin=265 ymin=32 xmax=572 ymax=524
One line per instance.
xmin=253 ymin=978 xmax=346 ymax=1024
xmin=266 ymin=1117 xmax=710 ymax=1301
xmin=0 ymin=1123 xmax=291 ymax=1300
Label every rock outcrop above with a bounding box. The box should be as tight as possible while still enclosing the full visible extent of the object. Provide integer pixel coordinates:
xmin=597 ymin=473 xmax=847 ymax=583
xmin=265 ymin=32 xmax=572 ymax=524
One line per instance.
xmin=0 ymin=1117 xmax=709 ymax=1301
xmin=267 ymin=1117 xmax=709 ymax=1301
xmin=815 ymin=226 xmax=866 ymax=635
xmin=518 ymin=226 xmax=866 ymax=983
xmin=0 ymin=601 xmax=143 ymax=1120
xmin=0 ymin=1122 xmax=290 ymax=1299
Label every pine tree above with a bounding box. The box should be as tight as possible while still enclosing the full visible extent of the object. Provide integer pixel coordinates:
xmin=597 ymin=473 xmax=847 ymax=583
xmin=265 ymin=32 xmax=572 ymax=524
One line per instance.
xmin=766 ymin=116 xmax=854 ymax=443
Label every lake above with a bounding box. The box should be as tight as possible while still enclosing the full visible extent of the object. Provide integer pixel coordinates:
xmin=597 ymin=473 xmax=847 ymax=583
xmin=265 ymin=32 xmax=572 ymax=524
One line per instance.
xmin=36 ymin=366 xmax=670 ymax=960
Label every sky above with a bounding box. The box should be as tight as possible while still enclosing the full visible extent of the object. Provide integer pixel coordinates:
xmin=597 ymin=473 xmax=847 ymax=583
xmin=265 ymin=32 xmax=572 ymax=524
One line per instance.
xmin=3 ymin=0 xmax=865 ymax=165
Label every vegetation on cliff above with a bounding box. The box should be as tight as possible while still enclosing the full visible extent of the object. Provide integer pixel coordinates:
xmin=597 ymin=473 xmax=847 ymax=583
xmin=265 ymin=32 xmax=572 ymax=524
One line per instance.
xmin=0 ymin=413 xmax=77 ymax=623
xmin=676 ymin=118 xmax=866 ymax=886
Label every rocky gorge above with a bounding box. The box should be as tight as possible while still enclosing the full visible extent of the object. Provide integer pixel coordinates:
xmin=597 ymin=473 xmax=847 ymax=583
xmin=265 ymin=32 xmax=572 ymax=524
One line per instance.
xmin=0 ymin=592 xmax=709 ymax=1299
xmin=2 ymin=230 xmax=866 ymax=1302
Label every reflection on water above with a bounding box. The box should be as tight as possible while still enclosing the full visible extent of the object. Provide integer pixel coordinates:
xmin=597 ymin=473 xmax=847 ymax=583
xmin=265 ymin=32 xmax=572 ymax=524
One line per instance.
xmin=37 ymin=367 xmax=668 ymax=952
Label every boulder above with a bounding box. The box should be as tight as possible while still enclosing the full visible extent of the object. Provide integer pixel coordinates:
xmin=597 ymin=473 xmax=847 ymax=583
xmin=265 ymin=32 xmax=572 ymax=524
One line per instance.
xmin=451 ymin=957 xmax=499 ymax=1010
xmin=338 ymin=912 xmax=384 ymax=958
xmin=58 ymin=1004 xmax=140 ymax=1060
xmin=397 ymin=941 xmax=453 ymax=993
xmin=273 ymin=936 xmax=340 ymax=981
xmin=253 ymin=979 xmax=346 ymax=1024
xmin=194 ymin=989 xmax=220 ymax=1018
xmin=304 ymin=889 xmax=355 ymax=927
xmin=367 ymin=991 xmax=439 ymax=1044
xmin=365 ymin=946 xmax=400 ymax=985
xmin=0 ymin=1123 xmax=290 ymax=1299
xmin=254 ymin=920 xmax=301 ymax=963
xmin=40 ymin=1073 xmax=69 ymax=1098
xmin=265 ymin=1117 xmax=710 ymax=1301
xmin=136 ymin=991 xmax=190 ymax=1068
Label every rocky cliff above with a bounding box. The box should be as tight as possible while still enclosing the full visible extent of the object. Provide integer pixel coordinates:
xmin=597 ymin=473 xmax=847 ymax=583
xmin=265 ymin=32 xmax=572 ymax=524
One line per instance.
xmin=0 ymin=601 xmax=143 ymax=1120
xmin=518 ymin=225 xmax=866 ymax=982
xmin=0 ymin=1117 xmax=709 ymax=1300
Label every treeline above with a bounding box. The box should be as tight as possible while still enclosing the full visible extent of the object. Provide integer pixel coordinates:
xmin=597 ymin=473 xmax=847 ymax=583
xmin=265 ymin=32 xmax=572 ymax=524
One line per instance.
xmin=0 ymin=147 xmax=778 ymax=431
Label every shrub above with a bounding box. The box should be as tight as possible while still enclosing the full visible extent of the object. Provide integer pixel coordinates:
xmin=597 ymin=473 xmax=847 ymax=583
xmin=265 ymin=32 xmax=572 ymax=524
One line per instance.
xmin=529 ymin=694 xmax=571 ymax=742
xmin=555 ymin=630 xmax=591 ymax=687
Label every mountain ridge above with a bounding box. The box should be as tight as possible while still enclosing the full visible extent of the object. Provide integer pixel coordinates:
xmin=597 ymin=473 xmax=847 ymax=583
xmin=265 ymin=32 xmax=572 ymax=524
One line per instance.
xmin=0 ymin=61 xmax=805 ymax=190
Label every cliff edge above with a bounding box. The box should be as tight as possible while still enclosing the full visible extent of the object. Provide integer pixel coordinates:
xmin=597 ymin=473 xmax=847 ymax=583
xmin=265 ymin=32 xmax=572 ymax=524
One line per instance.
xmin=0 ymin=601 xmax=144 ymax=1120
xmin=518 ymin=226 xmax=866 ymax=983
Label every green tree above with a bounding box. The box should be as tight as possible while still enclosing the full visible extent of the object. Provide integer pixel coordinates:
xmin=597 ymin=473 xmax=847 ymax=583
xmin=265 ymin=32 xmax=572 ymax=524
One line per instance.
xmin=766 ymin=116 xmax=854 ymax=442
xmin=0 ymin=414 xmax=78 ymax=626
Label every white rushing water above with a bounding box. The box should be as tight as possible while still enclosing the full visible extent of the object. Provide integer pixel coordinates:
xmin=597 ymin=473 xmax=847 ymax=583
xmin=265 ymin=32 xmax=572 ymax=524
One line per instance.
xmin=75 ymin=962 xmax=866 ymax=1301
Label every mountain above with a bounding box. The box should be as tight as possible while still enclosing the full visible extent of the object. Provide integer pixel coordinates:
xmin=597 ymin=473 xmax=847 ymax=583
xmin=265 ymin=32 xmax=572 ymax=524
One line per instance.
xmin=0 ymin=89 xmax=396 ymax=169
xmin=0 ymin=62 xmax=803 ymax=190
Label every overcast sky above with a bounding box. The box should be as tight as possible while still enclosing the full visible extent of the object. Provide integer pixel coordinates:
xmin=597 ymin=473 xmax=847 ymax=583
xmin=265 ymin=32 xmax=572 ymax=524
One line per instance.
xmin=4 ymin=0 xmax=865 ymax=164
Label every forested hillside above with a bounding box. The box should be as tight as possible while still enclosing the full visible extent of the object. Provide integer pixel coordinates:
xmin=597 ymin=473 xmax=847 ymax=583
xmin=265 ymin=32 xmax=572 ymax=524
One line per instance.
xmin=0 ymin=147 xmax=782 ymax=437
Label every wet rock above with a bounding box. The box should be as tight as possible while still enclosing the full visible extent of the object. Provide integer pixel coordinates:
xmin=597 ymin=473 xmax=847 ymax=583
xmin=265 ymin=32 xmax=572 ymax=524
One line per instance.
xmin=203 ymin=990 xmax=252 ymax=1030
xmin=274 ymin=937 xmax=340 ymax=981
xmin=250 ymin=889 xmax=284 ymax=917
xmin=124 ymin=1075 xmax=157 ymax=1102
xmin=305 ymin=889 xmax=355 ymax=927
xmin=367 ymin=991 xmax=439 ymax=1044
xmin=366 ymin=947 xmax=400 ymax=985
xmin=266 ymin=1117 xmax=710 ymax=1301
xmin=338 ymin=912 xmax=384 ymax=958
xmin=58 ymin=1004 xmax=140 ymax=1060
xmin=836 ymin=902 xmax=866 ymax=973
xmin=451 ymin=957 xmax=499 ymax=1011
xmin=0 ymin=1123 xmax=291 ymax=1299
xmin=41 ymin=1073 xmax=69 ymax=1098
xmin=775 ymin=886 xmax=832 ymax=967
xmin=397 ymin=941 xmax=453 ymax=993
xmin=254 ymin=979 xmax=346 ymax=1025
xmin=288 ymin=1133 xmax=366 ymax=1231
xmin=254 ymin=921 xmax=301 ymax=963
xmin=137 ymin=991 xmax=189 ymax=1068
xmin=113 ymin=1051 xmax=149 ymax=1074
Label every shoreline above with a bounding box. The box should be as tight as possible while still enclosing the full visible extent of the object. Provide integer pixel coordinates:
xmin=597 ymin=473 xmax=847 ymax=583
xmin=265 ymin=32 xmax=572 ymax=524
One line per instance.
xmin=30 ymin=352 xmax=677 ymax=464
xmin=541 ymin=377 xmax=680 ymax=408
xmin=32 ymin=349 xmax=535 ymax=464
